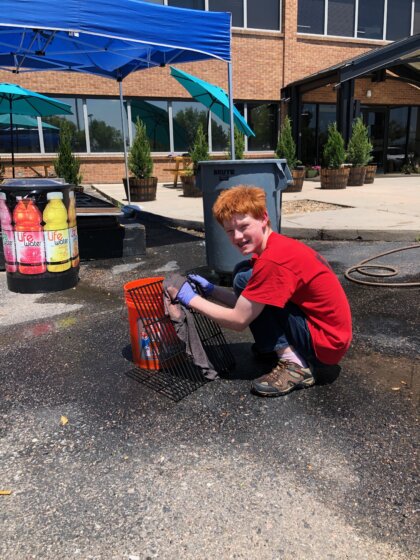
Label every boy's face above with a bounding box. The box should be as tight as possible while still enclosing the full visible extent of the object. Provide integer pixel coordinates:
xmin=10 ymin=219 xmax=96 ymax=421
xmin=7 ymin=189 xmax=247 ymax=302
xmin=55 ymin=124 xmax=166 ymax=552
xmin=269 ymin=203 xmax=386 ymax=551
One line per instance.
xmin=222 ymin=212 xmax=269 ymax=256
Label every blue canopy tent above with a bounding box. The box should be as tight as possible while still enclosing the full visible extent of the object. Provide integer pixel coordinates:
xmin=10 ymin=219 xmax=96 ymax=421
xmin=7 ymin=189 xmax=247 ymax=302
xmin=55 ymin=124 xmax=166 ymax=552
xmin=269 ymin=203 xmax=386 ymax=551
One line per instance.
xmin=0 ymin=0 xmax=234 ymax=201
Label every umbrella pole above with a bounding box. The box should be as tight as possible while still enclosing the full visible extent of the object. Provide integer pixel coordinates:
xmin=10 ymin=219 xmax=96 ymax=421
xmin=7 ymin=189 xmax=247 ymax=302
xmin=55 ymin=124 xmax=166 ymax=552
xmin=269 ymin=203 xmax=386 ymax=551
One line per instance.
xmin=9 ymin=99 xmax=15 ymax=178
xmin=227 ymin=62 xmax=235 ymax=161
xmin=118 ymin=79 xmax=131 ymax=204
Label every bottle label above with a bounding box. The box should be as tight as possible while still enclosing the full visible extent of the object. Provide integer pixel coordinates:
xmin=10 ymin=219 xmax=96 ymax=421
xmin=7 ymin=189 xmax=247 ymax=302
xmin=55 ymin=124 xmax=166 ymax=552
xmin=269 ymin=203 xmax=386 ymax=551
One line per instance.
xmin=15 ymin=230 xmax=46 ymax=267
xmin=1 ymin=228 xmax=17 ymax=272
xmin=137 ymin=318 xmax=160 ymax=360
xmin=44 ymin=228 xmax=71 ymax=265
xmin=69 ymin=226 xmax=79 ymax=262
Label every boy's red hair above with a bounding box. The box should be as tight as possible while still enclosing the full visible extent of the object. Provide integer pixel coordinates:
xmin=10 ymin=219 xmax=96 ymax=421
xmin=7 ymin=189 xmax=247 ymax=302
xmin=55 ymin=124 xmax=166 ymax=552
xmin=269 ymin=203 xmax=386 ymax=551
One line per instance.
xmin=212 ymin=185 xmax=269 ymax=225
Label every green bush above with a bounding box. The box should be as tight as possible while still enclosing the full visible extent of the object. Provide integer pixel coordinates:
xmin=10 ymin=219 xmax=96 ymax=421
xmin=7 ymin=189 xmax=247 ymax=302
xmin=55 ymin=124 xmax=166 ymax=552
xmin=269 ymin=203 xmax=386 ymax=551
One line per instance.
xmin=128 ymin=118 xmax=153 ymax=179
xmin=323 ymin=123 xmax=346 ymax=169
xmin=226 ymin=127 xmax=245 ymax=160
xmin=189 ymin=123 xmax=209 ymax=175
xmin=346 ymin=117 xmax=373 ymax=167
xmin=54 ymin=120 xmax=82 ymax=186
xmin=276 ymin=115 xmax=299 ymax=170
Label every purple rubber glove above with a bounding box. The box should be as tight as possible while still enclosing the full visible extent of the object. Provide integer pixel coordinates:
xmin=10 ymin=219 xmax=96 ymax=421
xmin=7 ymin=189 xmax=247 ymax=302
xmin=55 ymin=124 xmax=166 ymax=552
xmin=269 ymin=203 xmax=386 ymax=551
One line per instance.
xmin=187 ymin=274 xmax=214 ymax=296
xmin=176 ymin=281 xmax=198 ymax=307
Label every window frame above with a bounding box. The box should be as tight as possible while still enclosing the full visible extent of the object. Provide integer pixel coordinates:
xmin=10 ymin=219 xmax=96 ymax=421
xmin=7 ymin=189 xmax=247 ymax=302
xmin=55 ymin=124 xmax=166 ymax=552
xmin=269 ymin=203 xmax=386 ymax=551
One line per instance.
xmin=297 ymin=0 xmax=417 ymax=41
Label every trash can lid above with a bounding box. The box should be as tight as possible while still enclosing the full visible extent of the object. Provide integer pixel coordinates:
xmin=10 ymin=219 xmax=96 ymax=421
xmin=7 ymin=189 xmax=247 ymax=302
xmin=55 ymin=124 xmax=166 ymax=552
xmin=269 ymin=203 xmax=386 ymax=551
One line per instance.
xmin=1 ymin=178 xmax=68 ymax=187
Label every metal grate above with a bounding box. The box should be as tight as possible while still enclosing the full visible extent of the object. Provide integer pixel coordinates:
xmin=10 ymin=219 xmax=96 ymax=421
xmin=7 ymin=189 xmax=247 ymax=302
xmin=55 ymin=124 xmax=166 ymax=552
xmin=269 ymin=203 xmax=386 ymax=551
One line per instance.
xmin=126 ymin=278 xmax=235 ymax=401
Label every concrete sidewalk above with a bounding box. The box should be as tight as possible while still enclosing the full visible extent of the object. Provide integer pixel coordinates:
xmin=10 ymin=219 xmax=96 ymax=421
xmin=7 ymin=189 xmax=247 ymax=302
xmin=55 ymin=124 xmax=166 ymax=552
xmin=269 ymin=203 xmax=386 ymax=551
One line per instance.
xmin=92 ymin=175 xmax=420 ymax=241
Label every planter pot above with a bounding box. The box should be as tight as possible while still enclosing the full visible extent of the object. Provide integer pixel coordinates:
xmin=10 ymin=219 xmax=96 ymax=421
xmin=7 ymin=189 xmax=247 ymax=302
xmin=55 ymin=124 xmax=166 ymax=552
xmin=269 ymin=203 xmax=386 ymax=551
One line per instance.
xmin=123 ymin=177 xmax=157 ymax=202
xmin=347 ymin=166 xmax=366 ymax=186
xmin=181 ymin=174 xmax=202 ymax=197
xmin=364 ymin=164 xmax=377 ymax=184
xmin=320 ymin=167 xmax=350 ymax=189
xmin=283 ymin=168 xmax=305 ymax=192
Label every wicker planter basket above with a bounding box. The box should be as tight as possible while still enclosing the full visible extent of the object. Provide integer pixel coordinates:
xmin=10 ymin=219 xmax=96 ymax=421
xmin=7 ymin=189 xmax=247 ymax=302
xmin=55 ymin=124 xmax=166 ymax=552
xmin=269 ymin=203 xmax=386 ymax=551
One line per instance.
xmin=364 ymin=164 xmax=377 ymax=184
xmin=347 ymin=166 xmax=367 ymax=186
xmin=181 ymin=174 xmax=202 ymax=198
xmin=283 ymin=168 xmax=305 ymax=192
xmin=320 ymin=167 xmax=350 ymax=189
xmin=123 ymin=177 xmax=157 ymax=202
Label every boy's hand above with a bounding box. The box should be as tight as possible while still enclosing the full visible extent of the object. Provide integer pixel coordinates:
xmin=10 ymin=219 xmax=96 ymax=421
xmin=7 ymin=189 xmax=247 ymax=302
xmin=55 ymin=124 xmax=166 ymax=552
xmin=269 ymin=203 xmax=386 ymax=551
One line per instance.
xmin=187 ymin=274 xmax=214 ymax=296
xmin=175 ymin=281 xmax=198 ymax=307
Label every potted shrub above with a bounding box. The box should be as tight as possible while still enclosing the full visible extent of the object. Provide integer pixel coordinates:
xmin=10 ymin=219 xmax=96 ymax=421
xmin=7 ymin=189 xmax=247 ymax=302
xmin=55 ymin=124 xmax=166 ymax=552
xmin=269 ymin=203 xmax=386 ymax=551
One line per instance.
xmin=181 ymin=123 xmax=209 ymax=197
xmin=124 ymin=117 xmax=157 ymax=202
xmin=276 ymin=115 xmax=305 ymax=192
xmin=226 ymin=127 xmax=245 ymax=160
xmin=54 ymin=120 xmax=83 ymax=191
xmin=320 ymin=122 xmax=349 ymax=189
xmin=346 ymin=117 xmax=373 ymax=186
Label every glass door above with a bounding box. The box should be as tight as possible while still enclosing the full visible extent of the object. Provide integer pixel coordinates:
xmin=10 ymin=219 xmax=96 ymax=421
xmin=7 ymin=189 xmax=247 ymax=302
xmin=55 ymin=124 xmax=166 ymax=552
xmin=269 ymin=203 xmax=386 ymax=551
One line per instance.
xmin=361 ymin=107 xmax=386 ymax=172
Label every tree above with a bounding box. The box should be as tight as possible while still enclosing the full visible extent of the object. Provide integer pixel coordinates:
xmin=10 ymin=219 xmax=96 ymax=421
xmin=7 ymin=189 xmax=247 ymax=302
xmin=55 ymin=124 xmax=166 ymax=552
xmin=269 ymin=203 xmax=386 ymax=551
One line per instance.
xmin=346 ymin=117 xmax=373 ymax=167
xmin=189 ymin=123 xmax=209 ymax=175
xmin=54 ymin=120 xmax=82 ymax=186
xmin=322 ymin=122 xmax=346 ymax=169
xmin=276 ymin=115 xmax=299 ymax=170
xmin=128 ymin=118 xmax=154 ymax=179
xmin=226 ymin=127 xmax=245 ymax=160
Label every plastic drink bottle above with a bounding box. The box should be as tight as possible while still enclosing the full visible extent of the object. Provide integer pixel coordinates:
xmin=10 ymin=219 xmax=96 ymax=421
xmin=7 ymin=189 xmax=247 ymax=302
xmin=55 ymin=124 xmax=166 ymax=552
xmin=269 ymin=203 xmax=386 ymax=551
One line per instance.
xmin=67 ymin=191 xmax=80 ymax=267
xmin=0 ymin=192 xmax=17 ymax=272
xmin=13 ymin=197 xmax=46 ymax=275
xmin=43 ymin=191 xmax=71 ymax=273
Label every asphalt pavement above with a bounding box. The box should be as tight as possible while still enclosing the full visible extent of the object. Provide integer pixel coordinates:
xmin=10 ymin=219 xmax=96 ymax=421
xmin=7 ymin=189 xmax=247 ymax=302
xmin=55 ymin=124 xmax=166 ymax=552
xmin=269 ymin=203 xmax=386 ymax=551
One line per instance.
xmin=1 ymin=175 xmax=420 ymax=558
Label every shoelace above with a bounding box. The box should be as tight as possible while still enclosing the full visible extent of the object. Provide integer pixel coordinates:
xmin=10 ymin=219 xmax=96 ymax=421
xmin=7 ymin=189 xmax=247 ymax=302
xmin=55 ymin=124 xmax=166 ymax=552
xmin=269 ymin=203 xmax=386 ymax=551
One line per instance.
xmin=265 ymin=360 xmax=305 ymax=382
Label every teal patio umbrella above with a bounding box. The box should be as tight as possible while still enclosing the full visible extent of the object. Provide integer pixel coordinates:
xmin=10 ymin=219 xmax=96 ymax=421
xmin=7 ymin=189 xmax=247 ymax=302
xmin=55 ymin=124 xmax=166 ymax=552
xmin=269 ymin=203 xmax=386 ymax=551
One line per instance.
xmin=170 ymin=66 xmax=255 ymax=138
xmin=0 ymin=113 xmax=58 ymax=129
xmin=0 ymin=83 xmax=72 ymax=176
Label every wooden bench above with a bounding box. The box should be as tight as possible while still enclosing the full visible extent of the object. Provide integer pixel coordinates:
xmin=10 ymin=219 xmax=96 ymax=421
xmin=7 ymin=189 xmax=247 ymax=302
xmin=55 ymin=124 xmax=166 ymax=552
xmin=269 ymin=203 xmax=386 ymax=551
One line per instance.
xmin=163 ymin=155 xmax=191 ymax=187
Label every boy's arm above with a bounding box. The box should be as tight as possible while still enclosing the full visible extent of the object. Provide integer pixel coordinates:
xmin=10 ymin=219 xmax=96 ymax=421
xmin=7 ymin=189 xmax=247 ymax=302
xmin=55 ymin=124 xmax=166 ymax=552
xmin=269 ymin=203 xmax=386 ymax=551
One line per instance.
xmin=211 ymin=285 xmax=238 ymax=308
xmin=188 ymin=293 xmax=264 ymax=331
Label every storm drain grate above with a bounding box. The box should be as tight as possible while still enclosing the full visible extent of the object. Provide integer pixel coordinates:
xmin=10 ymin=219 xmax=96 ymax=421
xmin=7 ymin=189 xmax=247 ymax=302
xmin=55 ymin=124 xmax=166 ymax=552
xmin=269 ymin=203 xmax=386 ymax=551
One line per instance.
xmin=126 ymin=278 xmax=235 ymax=401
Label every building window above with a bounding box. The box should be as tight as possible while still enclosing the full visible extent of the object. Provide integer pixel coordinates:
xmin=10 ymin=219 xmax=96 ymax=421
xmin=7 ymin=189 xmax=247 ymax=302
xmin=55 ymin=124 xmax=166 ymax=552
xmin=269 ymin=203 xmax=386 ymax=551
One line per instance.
xmin=386 ymin=0 xmax=412 ymax=40
xmin=43 ymin=98 xmax=86 ymax=153
xmin=247 ymin=0 xmax=280 ymax=30
xmin=415 ymin=0 xmax=420 ymax=34
xmin=131 ymin=100 xmax=171 ymax=152
xmin=172 ymin=100 xmax=208 ymax=152
xmin=328 ymin=0 xmax=355 ymax=37
xmin=408 ymin=107 xmax=420 ymax=168
xmin=208 ymin=1 xmax=244 ymax=28
xmin=247 ymin=103 xmax=278 ymax=151
xmin=357 ymin=0 xmax=384 ymax=39
xmin=167 ymin=0 xmax=205 ymax=9
xmin=298 ymin=0 xmax=325 ymax=35
xmin=86 ymin=99 xmax=125 ymax=152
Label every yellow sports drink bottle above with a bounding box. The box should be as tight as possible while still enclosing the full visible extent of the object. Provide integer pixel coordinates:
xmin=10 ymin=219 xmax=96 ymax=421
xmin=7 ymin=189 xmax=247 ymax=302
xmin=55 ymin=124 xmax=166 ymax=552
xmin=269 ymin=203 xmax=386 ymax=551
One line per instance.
xmin=67 ymin=191 xmax=80 ymax=267
xmin=43 ymin=192 xmax=71 ymax=273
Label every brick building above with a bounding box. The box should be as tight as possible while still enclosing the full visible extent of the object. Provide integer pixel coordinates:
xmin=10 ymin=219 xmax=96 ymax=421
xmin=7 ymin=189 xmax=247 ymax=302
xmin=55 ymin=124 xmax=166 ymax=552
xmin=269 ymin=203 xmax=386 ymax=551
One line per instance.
xmin=1 ymin=0 xmax=419 ymax=181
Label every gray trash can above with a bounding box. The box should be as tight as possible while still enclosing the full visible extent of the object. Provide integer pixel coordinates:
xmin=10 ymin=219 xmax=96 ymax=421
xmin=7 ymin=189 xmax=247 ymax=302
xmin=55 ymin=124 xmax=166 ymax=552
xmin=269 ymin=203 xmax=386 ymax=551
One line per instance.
xmin=0 ymin=178 xmax=79 ymax=293
xmin=196 ymin=159 xmax=292 ymax=274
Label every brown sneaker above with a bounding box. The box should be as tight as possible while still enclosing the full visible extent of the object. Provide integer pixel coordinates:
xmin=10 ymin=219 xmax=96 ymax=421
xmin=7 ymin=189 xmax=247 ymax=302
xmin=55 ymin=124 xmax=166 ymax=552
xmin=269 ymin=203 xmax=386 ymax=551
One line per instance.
xmin=251 ymin=360 xmax=315 ymax=397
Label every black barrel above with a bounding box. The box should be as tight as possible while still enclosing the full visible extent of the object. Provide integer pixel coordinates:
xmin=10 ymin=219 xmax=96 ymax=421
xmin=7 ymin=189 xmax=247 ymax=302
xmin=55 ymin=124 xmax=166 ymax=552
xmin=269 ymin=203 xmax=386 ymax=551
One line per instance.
xmin=0 ymin=178 xmax=79 ymax=293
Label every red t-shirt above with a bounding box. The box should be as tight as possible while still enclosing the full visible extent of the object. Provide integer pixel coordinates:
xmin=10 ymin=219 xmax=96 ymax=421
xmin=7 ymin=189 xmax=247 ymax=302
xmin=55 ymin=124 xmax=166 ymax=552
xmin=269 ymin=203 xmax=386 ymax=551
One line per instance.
xmin=242 ymin=232 xmax=352 ymax=364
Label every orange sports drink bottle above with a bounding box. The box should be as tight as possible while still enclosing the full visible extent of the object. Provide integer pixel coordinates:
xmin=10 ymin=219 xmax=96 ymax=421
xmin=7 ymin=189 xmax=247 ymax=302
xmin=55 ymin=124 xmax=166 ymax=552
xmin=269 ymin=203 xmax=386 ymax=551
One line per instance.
xmin=67 ymin=191 xmax=80 ymax=267
xmin=13 ymin=197 xmax=46 ymax=275
xmin=43 ymin=191 xmax=71 ymax=273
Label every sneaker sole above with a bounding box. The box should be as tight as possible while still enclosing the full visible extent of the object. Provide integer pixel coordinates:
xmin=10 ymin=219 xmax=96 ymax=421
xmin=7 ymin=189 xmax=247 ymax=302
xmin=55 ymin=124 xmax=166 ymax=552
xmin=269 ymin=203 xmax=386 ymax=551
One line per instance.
xmin=251 ymin=377 xmax=315 ymax=397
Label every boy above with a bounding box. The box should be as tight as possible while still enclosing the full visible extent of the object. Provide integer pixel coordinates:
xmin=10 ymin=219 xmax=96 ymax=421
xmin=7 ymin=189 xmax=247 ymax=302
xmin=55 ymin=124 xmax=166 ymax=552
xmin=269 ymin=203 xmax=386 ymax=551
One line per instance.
xmin=167 ymin=185 xmax=352 ymax=397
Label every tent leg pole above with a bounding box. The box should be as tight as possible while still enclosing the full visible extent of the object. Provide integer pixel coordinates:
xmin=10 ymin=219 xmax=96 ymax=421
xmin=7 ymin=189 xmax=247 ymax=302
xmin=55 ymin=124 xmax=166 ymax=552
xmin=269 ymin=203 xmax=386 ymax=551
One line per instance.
xmin=227 ymin=62 xmax=235 ymax=161
xmin=119 ymin=80 xmax=131 ymax=204
xmin=9 ymin=100 xmax=15 ymax=178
